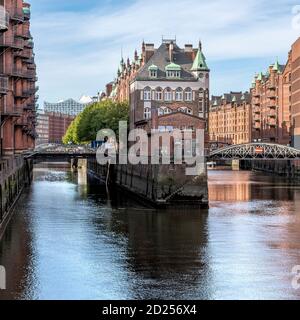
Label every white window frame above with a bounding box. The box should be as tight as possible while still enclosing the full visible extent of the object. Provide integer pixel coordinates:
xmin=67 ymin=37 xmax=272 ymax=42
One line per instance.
xmin=175 ymin=88 xmax=183 ymax=101
xmin=185 ymin=88 xmax=192 ymax=101
xmin=143 ymin=88 xmax=151 ymax=101
xmin=144 ymin=107 xmax=151 ymax=119
xmin=164 ymin=88 xmax=172 ymax=101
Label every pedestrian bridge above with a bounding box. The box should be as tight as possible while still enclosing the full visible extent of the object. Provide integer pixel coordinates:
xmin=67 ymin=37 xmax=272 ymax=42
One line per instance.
xmin=209 ymin=143 xmax=300 ymax=160
xmin=25 ymin=144 xmax=96 ymax=163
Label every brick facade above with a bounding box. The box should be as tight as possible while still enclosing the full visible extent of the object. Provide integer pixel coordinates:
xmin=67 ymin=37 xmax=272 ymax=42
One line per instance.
xmin=209 ymin=92 xmax=251 ymax=145
xmin=251 ymin=60 xmax=291 ymax=145
xmin=291 ymin=37 xmax=300 ymax=149
xmin=0 ymin=1 xmax=37 ymax=155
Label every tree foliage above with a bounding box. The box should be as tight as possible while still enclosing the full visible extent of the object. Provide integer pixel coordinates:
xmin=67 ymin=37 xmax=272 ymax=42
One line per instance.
xmin=63 ymin=100 xmax=129 ymax=144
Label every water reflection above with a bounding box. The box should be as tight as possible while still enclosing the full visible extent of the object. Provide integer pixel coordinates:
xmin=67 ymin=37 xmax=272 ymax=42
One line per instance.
xmin=0 ymin=164 xmax=300 ymax=299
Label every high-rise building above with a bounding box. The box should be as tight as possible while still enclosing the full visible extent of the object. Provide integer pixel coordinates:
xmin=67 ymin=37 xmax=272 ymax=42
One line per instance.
xmin=0 ymin=1 xmax=38 ymax=155
xmin=209 ymin=92 xmax=251 ymax=145
xmin=291 ymin=37 xmax=300 ymax=149
xmin=251 ymin=60 xmax=291 ymax=145
xmin=111 ymin=39 xmax=209 ymax=137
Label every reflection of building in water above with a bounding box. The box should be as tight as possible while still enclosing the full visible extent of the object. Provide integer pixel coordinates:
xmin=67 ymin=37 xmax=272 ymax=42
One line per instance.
xmin=101 ymin=205 xmax=212 ymax=299
xmin=0 ymin=197 xmax=32 ymax=299
xmin=209 ymin=171 xmax=251 ymax=201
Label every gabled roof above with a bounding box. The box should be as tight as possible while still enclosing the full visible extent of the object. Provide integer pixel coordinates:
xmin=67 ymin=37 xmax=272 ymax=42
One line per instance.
xmin=148 ymin=64 xmax=158 ymax=71
xmin=135 ymin=42 xmax=200 ymax=81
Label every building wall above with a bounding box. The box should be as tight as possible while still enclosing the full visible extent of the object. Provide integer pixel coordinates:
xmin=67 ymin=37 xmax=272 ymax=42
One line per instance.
xmin=209 ymin=92 xmax=251 ymax=145
xmin=47 ymin=113 xmax=75 ymax=144
xmin=291 ymin=37 xmax=300 ymax=149
xmin=0 ymin=1 xmax=37 ymax=155
xmin=251 ymin=62 xmax=291 ymax=145
xmin=35 ymin=112 xmax=49 ymax=145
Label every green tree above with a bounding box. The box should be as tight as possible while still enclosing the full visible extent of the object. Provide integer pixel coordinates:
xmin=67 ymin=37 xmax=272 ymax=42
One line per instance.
xmin=63 ymin=100 xmax=129 ymax=144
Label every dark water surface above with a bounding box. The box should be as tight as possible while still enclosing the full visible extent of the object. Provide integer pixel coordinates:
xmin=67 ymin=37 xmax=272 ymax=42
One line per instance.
xmin=1 ymin=164 xmax=300 ymax=300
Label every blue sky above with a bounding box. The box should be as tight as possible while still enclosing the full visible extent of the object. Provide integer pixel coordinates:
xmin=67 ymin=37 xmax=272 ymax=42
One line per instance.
xmin=29 ymin=0 xmax=300 ymax=106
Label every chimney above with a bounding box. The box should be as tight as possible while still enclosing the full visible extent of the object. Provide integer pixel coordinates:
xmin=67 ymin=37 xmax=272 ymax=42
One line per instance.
xmin=169 ymin=41 xmax=174 ymax=62
xmin=145 ymin=43 xmax=155 ymax=63
xmin=184 ymin=44 xmax=193 ymax=60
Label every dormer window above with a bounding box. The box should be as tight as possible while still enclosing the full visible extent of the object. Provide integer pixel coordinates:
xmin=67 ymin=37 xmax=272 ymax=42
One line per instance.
xmin=165 ymin=63 xmax=181 ymax=78
xmin=148 ymin=64 xmax=158 ymax=78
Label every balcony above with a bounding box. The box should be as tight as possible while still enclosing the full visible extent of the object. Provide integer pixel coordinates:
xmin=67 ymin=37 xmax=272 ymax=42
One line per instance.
xmin=267 ymin=91 xmax=276 ymax=99
xmin=0 ymin=35 xmax=24 ymax=49
xmin=253 ymin=107 xmax=261 ymax=114
xmin=24 ymin=39 xmax=34 ymax=49
xmin=23 ymin=6 xmax=31 ymax=20
xmin=10 ymin=7 xmax=24 ymax=23
xmin=268 ymin=118 xmax=277 ymax=127
xmin=268 ymin=102 xmax=276 ymax=109
xmin=268 ymin=110 xmax=277 ymax=118
xmin=253 ymin=90 xmax=260 ymax=98
xmin=0 ymin=76 xmax=9 ymax=95
xmin=14 ymin=49 xmax=31 ymax=59
xmin=254 ymin=116 xmax=261 ymax=122
xmin=254 ymin=122 xmax=261 ymax=130
xmin=0 ymin=7 xmax=9 ymax=31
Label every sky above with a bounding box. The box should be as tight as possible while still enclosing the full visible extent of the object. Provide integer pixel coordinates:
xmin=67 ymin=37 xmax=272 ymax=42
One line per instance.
xmin=29 ymin=0 xmax=300 ymax=106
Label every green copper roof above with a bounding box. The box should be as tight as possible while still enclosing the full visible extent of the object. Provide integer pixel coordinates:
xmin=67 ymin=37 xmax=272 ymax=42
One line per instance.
xmin=257 ymin=72 xmax=263 ymax=81
xmin=213 ymin=99 xmax=218 ymax=106
xmin=241 ymin=94 xmax=245 ymax=100
xmin=165 ymin=63 xmax=181 ymax=71
xmin=191 ymin=45 xmax=209 ymax=71
xmin=273 ymin=60 xmax=280 ymax=72
xmin=232 ymin=96 xmax=237 ymax=102
xmin=148 ymin=64 xmax=158 ymax=71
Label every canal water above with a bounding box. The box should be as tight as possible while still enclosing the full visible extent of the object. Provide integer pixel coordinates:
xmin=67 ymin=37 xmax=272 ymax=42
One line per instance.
xmin=1 ymin=164 xmax=300 ymax=300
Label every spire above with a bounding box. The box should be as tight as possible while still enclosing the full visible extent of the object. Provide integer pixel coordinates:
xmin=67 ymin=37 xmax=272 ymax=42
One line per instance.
xmin=134 ymin=49 xmax=138 ymax=61
xmin=273 ymin=59 xmax=280 ymax=72
xmin=191 ymin=41 xmax=209 ymax=71
xmin=257 ymin=72 xmax=263 ymax=81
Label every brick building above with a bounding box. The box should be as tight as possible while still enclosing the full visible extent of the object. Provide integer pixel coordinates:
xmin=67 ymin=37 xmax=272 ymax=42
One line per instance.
xmin=0 ymin=1 xmax=37 ymax=156
xmin=209 ymin=92 xmax=251 ymax=145
xmin=47 ymin=112 xmax=75 ymax=144
xmin=251 ymin=60 xmax=291 ymax=145
xmin=291 ymin=37 xmax=300 ymax=149
xmin=110 ymin=39 xmax=210 ymax=142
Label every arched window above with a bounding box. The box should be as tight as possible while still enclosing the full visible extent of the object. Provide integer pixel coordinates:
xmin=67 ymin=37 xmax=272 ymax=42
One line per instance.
xmin=143 ymin=87 xmax=151 ymax=101
xmin=164 ymin=87 xmax=172 ymax=101
xmin=158 ymin=107 xmax=172 ymax=116
xmin=175 ymin=88 xmax=183 ymax=101
xmin=178 ymin=107 xmax=192 ymax=115
xmin=144 ymin=107 xmax=151 ymax=119
xmin=185 ymin=88 xmax=192 ymax=101
xmin=155 ymin=87 xmax=163 ymax=101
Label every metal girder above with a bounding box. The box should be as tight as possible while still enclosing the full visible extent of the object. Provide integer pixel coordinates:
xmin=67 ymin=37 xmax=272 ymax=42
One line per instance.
xmin=209 ymin=143 xmax=300 ymax=160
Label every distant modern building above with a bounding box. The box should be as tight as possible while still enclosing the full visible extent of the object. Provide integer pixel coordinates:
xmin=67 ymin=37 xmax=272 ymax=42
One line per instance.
xmin=36 ymin=111 xmax=49 ymax=145
xmin=44 ymin=98 xmax=89 ymax=116
xmin=291 ymin=37 xmax=300 ymax=149
xmin=209 ymin=92 xmax=251 ymax=145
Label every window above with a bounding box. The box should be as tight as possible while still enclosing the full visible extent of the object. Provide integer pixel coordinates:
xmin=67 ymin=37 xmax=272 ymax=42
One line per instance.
xmin=164 ymin=88 xmax=172 ymax=101
xmin=178 ymin=107 xmax=192 ymax=115
xmin=143 ymin=87 xmax=151 ymax=101
xmin=175 ymin=88 xmax=183 ymax=101
xmin=150 ymin=70 xmax=157 ymax=78
xmin=155 ymin=87 xmax=163 ymax=101
xmin=144 ymin=107 xmax=151 ymax=119
xmin=166 ymin=71 xmax=181 ymax=78
xmin=185 ymin=88 xmax=192 ymax=101
xmin=158 ymin=107 xmax=172 ymax=116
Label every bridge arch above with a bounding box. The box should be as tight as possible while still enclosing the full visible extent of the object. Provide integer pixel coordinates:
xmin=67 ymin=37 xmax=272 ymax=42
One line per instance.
xmin=209 ymin=143 xmax=300 ymax=160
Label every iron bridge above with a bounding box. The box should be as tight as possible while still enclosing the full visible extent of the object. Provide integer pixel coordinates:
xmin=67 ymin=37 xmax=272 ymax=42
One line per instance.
xmin=209 ymin=143 xmax=300 ymax=160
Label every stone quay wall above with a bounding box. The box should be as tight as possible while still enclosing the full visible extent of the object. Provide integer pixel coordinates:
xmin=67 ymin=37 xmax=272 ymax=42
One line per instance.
xmin=88 ymin=159 xmax=209 ymax=208
xmin=0 ymin=156 xmax=33 ymax=240
xmin=241 ymin=159 xmax=300 ymax=179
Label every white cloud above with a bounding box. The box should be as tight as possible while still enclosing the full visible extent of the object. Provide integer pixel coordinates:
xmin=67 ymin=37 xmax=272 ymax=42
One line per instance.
xmin=30 ymin=0 xmax=300 ymax=103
